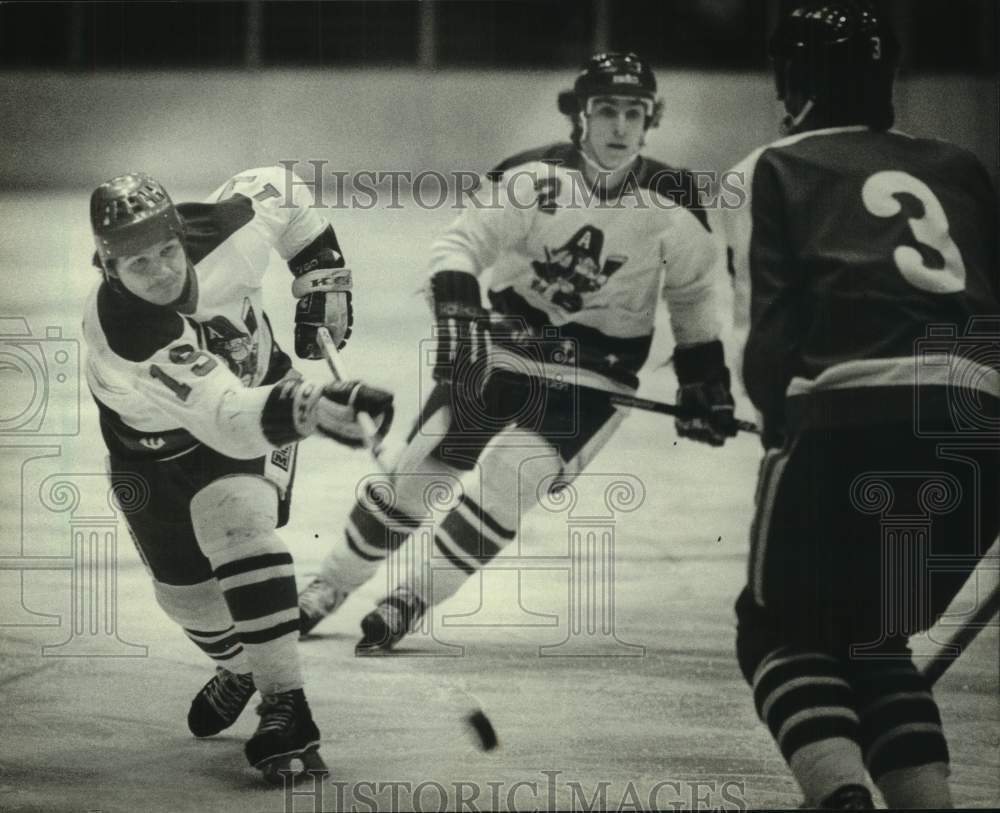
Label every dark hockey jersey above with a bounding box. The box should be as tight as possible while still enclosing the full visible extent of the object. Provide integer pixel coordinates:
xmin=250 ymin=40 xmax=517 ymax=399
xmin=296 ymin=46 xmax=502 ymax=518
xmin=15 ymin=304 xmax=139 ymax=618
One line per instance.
xmin=714 ymin=126 xmax=1000 ymax=436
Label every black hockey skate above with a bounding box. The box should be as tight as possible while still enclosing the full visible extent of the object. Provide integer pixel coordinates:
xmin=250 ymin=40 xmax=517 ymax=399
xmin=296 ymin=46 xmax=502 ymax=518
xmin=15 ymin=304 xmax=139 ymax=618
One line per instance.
xmin=245 ymin=688 xmax=326 ymax=785
xmin=298 ymin=574 xmax=352 ymax=637
xmin=802 ymin=785 xmax=874 ymax=810
xmin=187 ymin=667 xmax=256 ymax=737
xmin=355 ymin=587 xmax=426 ymax=654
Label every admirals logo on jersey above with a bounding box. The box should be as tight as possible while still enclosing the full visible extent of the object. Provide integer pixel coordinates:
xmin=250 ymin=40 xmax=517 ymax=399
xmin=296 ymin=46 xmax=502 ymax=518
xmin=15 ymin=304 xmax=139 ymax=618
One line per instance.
xmin=200 ymin=298 xmax=260 ymax=385
xmin=530 ymin=226 xmax=627 ymax=313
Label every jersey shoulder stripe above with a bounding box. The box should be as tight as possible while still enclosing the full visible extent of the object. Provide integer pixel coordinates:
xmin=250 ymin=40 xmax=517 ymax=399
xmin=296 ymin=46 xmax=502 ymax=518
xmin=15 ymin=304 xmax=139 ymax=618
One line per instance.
xmin=635 ymin=157 xmax=708 ymax=230
xmin=176 ymin=194 xmax=255 ymax=265
xmin=96 ymin=282 xmax=186 ymax=363
xmin=486 ymin=142 xmax=579 ymax=182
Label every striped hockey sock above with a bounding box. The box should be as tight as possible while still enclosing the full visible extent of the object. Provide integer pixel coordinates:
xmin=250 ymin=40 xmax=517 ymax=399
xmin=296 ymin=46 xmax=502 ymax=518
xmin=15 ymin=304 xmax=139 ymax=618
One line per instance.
xmin=849 ymin=660 xmax=951 ymax=807
xmin=429 ymin=493 xmax=515 ymax=597
xmin=213 ymin=551 xmax=302 ymax=695
xmin=183 ymin=623 xmax=246 ymax=667
xmin=752 ymin=647 xmax=868 ymax=805
xmin=340 ymin=483 xmax=423 ymax=581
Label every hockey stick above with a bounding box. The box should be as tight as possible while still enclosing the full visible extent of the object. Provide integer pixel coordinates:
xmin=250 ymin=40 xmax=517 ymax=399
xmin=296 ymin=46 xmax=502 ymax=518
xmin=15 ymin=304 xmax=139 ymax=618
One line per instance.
xmin=492 ymin=367 xmax=760 ymax=435
xmin=921 ymin=538 xmax=1000 ymax=685
xmin=315 ymin=327 xmax=499 ymax=750
xmin=316 ymin=327 xmax=386 ymax=466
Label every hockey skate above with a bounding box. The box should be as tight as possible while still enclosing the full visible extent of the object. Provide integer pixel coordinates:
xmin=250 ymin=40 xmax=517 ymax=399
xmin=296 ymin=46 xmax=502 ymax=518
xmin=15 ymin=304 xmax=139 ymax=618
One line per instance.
xmin=187 ymin=667 xmax=256 ymax=738
xmin=800 ymin=785 xmax=874 ymax=810
xmin=298 ymin=573 xmax=352 ymax=636
xmin=245 ymin=688 xmax=327 ymax=785
xmin=355 ymin=586 xmax=426 ymax=654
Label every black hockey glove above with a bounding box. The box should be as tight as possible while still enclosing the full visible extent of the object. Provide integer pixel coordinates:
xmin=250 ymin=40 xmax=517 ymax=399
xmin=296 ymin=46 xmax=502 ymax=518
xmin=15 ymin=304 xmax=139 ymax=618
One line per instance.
xmin=290 ymin=227 xmax=354 ymax=359
xmin=262 ymin=377 xmax=394 ymax=449
xmin=674 ymin=340 xmax=738 ymax=447
xmin=429 ymin=270 xmax=490 ymax=391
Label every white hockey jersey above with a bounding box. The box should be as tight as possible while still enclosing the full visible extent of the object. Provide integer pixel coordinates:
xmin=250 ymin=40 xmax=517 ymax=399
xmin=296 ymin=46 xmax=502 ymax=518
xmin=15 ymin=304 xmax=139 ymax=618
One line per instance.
xmin=83 ymin=167 xmax=328 ymax=460
xmin=429 ymin=143 xmax=723 ymax=373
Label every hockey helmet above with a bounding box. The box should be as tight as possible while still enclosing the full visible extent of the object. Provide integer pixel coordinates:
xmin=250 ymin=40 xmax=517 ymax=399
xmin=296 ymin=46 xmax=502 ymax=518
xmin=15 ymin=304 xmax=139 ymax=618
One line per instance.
xmin=770 ymin=1 xmax=898 ymax=131
xmin=91 ymin=173 xmax=184 ymax=268
xmin=558 ymin=52 xmax=661 ymax=123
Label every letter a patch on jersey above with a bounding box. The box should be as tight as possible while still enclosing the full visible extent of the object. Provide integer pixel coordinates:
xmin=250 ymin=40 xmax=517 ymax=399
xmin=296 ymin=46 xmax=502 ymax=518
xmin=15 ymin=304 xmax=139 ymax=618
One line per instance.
xmin=530 ymin=226 xmax=627 ymax=313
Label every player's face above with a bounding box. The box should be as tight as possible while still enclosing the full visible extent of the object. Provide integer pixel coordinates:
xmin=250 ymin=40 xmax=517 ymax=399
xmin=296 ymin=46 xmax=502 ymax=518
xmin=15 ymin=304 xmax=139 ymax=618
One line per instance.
xmin=582 ymin=96 xmax=647 ymax=170
xmin=115 ymin=237 xmax=188 ymax=305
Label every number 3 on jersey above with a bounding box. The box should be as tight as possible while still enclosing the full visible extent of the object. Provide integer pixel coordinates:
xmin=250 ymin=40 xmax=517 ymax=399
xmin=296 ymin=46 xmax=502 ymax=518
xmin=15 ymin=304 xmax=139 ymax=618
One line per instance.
xmin=862 ymin=170 xmax=967 ymax=294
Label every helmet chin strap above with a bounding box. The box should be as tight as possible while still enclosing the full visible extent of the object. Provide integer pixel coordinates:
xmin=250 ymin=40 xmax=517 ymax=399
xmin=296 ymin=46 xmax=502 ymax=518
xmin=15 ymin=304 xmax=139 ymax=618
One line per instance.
xmin=579 ymin=144 xmax=640 ymax=175
xmin=781 ymin=98 xmax=815 ymax=135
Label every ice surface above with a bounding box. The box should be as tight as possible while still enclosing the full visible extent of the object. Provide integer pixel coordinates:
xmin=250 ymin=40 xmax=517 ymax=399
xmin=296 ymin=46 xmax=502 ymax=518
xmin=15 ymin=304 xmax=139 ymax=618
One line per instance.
xmin=0 ymin=192 xmax=996 ymax=811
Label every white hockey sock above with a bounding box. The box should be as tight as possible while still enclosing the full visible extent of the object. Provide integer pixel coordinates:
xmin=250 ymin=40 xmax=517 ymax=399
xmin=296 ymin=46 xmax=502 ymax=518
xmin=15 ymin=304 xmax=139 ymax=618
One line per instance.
xmin=876 ymin=762 xmax=952 ymax=809
xmin=789 ymin=738 xmax=869 ymax=806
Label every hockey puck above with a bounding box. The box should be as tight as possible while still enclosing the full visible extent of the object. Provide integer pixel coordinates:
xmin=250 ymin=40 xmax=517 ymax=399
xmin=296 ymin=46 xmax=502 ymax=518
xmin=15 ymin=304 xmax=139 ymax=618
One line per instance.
xmin=466 ymin=708 xmax=498 ymax=751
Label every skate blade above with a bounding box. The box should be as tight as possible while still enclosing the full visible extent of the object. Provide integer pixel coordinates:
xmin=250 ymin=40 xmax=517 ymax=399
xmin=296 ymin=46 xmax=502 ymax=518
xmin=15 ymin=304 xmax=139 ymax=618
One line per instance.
xmin=355 ymin=644 xmax=393 ymax=656
xmin=259 ymin=748 xmax=328 ymax=786
xmin=355 ymin=616 xmax=400 ymax=655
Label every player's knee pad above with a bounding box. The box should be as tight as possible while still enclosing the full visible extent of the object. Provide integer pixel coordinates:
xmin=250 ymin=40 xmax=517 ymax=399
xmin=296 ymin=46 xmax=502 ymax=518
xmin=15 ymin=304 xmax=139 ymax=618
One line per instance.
xmin=847 ymin=659 xmax=949 ymax=781
xmin=152 ymin=578 xmax=231 ymax=630
xmin=190 ymin=475 xmax=282 ymax=566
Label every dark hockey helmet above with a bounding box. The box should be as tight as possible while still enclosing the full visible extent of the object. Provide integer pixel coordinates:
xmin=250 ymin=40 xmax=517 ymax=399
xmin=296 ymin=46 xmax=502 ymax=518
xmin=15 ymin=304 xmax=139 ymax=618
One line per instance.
xmin=91 ymin=173 xmax=184 ymax=269
xmin=770 ymin=1 xmax=898 ymax=131
xmin=558 ymin=52 xmax=663 ymax=130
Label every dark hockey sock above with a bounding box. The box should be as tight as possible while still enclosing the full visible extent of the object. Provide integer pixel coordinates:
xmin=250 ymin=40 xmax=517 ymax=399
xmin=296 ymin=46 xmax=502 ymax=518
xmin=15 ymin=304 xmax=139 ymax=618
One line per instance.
xmin=848 ymin=659 xmax=950 ymax=789
xmin=752 ymin=647 xmax=868 ymax=805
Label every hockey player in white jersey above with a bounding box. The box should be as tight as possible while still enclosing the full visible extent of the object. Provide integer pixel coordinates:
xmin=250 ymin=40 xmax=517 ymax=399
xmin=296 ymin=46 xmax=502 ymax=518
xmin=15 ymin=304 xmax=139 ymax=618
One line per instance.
xmin=83 ymin=168 xmax=393 ymax=781
xmin=299 ymin=52 xmax=737 ymax=649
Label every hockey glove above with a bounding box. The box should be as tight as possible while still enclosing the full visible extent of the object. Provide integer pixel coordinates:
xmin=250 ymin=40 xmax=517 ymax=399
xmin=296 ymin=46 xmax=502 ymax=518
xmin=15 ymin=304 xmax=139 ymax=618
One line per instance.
xmin=262 ymin=378 xmax=394 ymax=449
xmin=674 ymin=340 xmax=738 ymax=447
xmin=290 ymin=246 xmax=353 ymax=359
xmin=429 ymin=270 xmax=490 ymax=391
